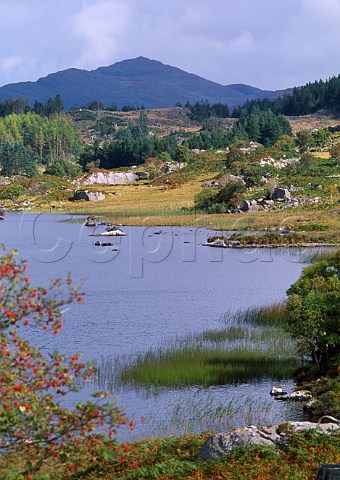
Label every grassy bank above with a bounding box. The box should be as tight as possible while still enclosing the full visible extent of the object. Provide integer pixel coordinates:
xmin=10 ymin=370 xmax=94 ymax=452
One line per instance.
xmin=2 ymin=430 xmax=339 ymax=479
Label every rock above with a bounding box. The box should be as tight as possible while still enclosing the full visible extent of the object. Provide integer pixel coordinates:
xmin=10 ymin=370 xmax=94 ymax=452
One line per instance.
xmin=271 ymin=188 xmax=291 ymax=202
xmin=71 ymin=191 xmax=105 ymax=202
xmin=198 ymin=425 xmax=279 ymax=460
xmin=274 ymin=390 xmax=312 ymax=401
xmin=197 ymin=420 xmax=340 ymax=460
xmin=270 ymin=385 xmax=287 ymax=396
xmin=203 ymin=238 xmax=228 ymax=248
xmin=217 ymin=173 xmax=246 ymax=187
xmin=316 ymin=464 xmax=340 ymax=479
xmin=202 ymin=180 xmax=217 ymax=187
xmin=263 ymin=199 xmax=274 ymax=206
xmin=77 ymin=171 xmax=139 ymax=186
xmin=241 ymin=199 xmax=259 ymax=212
xmin=85 ymin=215 xmax=97 ymax=226
xmin=90 ymin=225 xmax=126 ymax=237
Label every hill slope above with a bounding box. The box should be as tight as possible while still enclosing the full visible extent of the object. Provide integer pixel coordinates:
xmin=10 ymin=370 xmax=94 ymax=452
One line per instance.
xmin=0 ymin=57 xmax=277 ymax=110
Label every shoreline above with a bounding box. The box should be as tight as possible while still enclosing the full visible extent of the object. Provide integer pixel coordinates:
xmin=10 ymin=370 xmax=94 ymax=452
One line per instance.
xmin=3 ymin=209 xmax=340 ymax=249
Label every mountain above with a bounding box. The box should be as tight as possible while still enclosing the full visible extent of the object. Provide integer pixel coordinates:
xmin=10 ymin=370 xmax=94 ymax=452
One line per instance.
xmin=0 ymin=56 xmax=281 ymax=111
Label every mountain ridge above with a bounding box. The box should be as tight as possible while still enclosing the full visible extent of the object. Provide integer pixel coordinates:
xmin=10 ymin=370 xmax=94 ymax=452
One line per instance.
xmin=0 ymin=56 xmax=287 ymax=110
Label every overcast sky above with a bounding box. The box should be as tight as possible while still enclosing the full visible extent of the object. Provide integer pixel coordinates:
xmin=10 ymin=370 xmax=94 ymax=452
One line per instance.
xmin=1 ymin=0 xmax=340 ymax=90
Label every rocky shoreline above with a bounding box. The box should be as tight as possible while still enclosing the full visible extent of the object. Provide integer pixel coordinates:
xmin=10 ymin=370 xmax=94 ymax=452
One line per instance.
xmin=198 ymin=416 xmax=340 ymax=460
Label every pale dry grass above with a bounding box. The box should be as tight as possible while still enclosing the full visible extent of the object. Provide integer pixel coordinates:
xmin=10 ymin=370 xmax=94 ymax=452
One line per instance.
xmin=36 ymin=179 xmax=340 ymax=236
xmin=311 ymin=151 xmax=330 ymax=159
xmin=288 ymin=113 xmax=340 ymax=134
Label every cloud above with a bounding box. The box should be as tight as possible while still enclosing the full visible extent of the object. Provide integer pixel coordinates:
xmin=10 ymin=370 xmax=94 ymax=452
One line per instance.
xmin=0 ymin=0 xmax=339 ymax=89
xmin=69 ymin=0 xmax=133 ymax=68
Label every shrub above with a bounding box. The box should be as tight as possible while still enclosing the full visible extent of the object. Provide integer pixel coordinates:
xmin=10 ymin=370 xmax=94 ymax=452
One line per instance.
xmin=286 ymin=250 xmax=340 ymax=372
xmin=0 ymin=247 xmax=126 ymax=476
xmin=0 ymin=183 xmax=28 ymax=201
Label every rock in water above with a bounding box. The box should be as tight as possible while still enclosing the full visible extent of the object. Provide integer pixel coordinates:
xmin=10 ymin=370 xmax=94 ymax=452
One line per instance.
xmin=85 ymin=215 xmax=97 ymax=226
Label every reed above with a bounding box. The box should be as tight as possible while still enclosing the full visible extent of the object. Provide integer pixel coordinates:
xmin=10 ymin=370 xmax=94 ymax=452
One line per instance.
xmin=94 ymin=303 xmax=298 ymax=391
xmin=153 ymin=393 xmax=285 ymax=437
xmin=223 ymin=302 xmax=288 ymax=328
xmin=118 ymin=346 xmax=298 ymax=389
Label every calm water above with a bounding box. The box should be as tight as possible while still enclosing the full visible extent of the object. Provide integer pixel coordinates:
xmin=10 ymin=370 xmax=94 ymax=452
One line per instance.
xmin=1 ymin=213 xmax=311 ymax=440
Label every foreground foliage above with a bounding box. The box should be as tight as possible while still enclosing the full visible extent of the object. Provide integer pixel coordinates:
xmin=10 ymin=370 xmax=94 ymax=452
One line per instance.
xmin=0 ymin=248 xmax=126 ymax=477
xmin=286 ymin=250 xmax=340 ymax=371
xmin=1 ymin=430 xmax=339 ymax=479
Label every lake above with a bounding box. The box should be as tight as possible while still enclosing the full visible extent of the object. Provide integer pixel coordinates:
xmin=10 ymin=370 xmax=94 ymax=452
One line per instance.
xmin=1 ymin=212 xmax=312 ymax=440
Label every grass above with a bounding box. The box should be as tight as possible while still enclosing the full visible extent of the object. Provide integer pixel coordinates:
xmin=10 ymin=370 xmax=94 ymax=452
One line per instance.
xmin=119 ymin=347 xmax=298 ymax=388
xmin=4 ymin=168 xmax=339 ymax=245
xmin=94 ymin=304 xmax=298 ymax=391
xmin=2 ymin=429 xmax=340 ymax=479
xmin=153 ymin=393 xmax=281 ymax=437
xmin=228 ymin=303 xmax=288 ymax=328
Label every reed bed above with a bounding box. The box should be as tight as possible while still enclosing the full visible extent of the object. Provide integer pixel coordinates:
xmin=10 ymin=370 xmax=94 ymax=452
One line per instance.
xmin=222 ymin=302 xmax=288 ymax=328
xmin=94 ymin=303 xmax=299 ymax=391
xmin=115 ymin=347 xmax=297 ymax=388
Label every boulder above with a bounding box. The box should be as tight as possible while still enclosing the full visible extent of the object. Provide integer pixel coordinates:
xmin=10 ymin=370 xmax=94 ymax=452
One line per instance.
xmin=203 ymin=240 xmax=228 ymax=248
xmin=271 ymin=188 xmax=291 ymax=202
xmin=78 ymin=171 xmax=139 ymax=186
xmin=241 ymin=199 xmax=259 ymax=212
xmin=274 ymin=390 xmax=312 ymax=401
xmin=198 ymin=419 xmax=340 ymax=460
xmin=270 ymin=385 xmax=287 ymax=396
xmin=72 ymin=191 xmax=105 ymax=202
xmin=90 ymin=225 xmax=126 ymax=237
xmin=203 ymin=238 xmax=228 ymax=248
xmin=316 ymin=464 xmax=340 ymax=479
xmin=95 ymin=241 xmax=113 ymax=246
xmin=87 ymin=192 xmax=105 ymax=201
xmin=217 ymin=173 xmax=246 ymax=187
xmin=202 ymin=181 xmax=216 ymax=187
xmin=85 ymin=215 xmax=97 ymax=226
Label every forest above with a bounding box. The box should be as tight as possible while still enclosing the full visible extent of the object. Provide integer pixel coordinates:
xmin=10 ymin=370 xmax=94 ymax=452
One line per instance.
xmin=0 ymin=71 xmax=339 ymax=177
xmin=233 ymin=74 xmax=340 ymax=117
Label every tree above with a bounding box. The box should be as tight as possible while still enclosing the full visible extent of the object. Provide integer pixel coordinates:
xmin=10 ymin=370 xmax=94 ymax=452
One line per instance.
xmin=299 ymin=152 xmax=317 ymax=171
xmin=286 ymin=250 xmax=340 ymax=372
xmin=0 ymin=248 xmax=126 ymax=476
xmin=175 ymin=145 xmax=191 ymax=163
xmin=45 ymin=158 xmax=82 ymax=178
xmin=329 ymin=143 xmax=340 ymax=159
xmin=225 ymin=142 xmax=247 ymax=168
xmin=0 ymin=141 xmax=38 ymax=177
xmin=296 ymin=130 xmax=313 ymax=153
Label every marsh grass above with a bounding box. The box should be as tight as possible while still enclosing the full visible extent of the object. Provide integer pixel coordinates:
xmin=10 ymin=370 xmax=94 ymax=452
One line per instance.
xmin=155 ymin=393 xmax=285 ymax=436
xmin=96 ymin=332 xmax=297 ymax=392
xmin=117 ymin=347 xmax=298 ymax=389
xmin=304 ymin=247 xmax=339 ymax=264
xmin=95 ymin=303 xmax=299 ymax=390
xmin=226 ymin=302 xmax=287 ymax=328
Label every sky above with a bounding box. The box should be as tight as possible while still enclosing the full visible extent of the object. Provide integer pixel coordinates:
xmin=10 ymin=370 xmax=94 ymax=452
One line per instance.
xmin=1 ymin=0 xmax=340 ymax=91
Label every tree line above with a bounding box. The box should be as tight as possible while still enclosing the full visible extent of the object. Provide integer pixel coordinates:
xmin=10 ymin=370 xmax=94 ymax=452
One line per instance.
xmin=0 ymin=112 xmax=81 ymax=177
xmin=233 ymin=74 xmax=340 ymax=117
xmin=184 ymin=100 xmax=231 ymax=121
xmin=0 ymin=94 xmax=64 ymax=118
